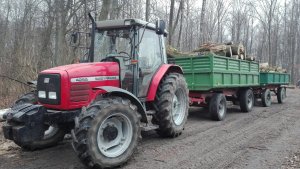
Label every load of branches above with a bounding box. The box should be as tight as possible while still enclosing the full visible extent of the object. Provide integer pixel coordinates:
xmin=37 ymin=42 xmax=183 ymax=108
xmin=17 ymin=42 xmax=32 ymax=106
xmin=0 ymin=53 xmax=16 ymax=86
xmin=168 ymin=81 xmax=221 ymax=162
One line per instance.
xmin=167 ymin=42 xmax=256 ymax=61
xmin=167 ymin=46 xmax=196 ymax=58
xmin=193 ymin=42 xmax=256 ymax=61
xmin=259 ymin=63 xmax=287 ymax=73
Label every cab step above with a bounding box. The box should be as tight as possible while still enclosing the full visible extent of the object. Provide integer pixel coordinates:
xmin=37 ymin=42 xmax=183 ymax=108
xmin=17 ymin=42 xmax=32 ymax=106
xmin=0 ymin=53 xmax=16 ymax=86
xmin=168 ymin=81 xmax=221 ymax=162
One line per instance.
xmin=140 ymin=114 xmax=159 ymax=131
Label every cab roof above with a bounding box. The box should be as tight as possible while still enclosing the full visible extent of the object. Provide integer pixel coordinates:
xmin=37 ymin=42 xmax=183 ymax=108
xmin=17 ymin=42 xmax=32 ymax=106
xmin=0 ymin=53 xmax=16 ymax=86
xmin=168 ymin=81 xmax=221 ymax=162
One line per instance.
xmin=95 ymin=19 xmax=156 ymax=30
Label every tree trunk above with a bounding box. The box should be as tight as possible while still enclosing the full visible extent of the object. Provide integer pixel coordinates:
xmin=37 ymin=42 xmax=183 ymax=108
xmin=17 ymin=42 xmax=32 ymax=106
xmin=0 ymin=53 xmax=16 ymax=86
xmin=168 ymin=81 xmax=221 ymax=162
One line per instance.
xmin=98 ymin=0 xmax=111 ymax=21
xmin=199 ymin=0 xmax=207 ymax=44
xmin=168 ymin=0 xmax=175 ymax=45
xmin=145 ymin=0 xmax=150 ymax=21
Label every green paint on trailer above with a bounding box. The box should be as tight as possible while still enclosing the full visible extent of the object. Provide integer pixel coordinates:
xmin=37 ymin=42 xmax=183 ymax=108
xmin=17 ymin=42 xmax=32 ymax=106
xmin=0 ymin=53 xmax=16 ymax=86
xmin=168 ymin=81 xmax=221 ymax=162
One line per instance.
xmin=260 ymin=72 xmax=290 ymax=86
xmin=171 ymin=54 xmax=260 ymax=91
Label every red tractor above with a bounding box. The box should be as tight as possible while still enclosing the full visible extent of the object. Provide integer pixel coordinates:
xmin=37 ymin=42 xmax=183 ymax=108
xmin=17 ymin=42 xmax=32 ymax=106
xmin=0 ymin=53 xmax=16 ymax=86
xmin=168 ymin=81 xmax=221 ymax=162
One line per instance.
xmin=1 ymin=15 xmax=189 ymax=168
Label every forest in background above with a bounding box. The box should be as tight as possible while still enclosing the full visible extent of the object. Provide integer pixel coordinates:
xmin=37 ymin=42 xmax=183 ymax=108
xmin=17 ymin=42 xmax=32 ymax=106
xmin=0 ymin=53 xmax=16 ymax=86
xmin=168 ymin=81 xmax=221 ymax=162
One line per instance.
xmin=0 ymin=0 xmax=300 ymax=100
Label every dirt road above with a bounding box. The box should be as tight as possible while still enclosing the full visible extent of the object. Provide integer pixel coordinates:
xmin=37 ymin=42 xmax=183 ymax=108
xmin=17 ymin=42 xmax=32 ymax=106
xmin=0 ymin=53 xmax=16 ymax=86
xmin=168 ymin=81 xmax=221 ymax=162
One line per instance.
xmin=1 ymin=89 xmax=300 ymax=169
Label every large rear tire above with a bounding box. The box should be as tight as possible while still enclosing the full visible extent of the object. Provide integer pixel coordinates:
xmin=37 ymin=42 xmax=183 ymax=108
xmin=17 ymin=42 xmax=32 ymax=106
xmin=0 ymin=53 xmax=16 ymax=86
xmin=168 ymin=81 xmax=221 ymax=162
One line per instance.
xmin=261 ymin=89 xmax=272 ymax=107
xmin=72 ymin=97 xmax=140 ymax=168
xmin=209 ymin=93 xmax=227 ymax=121
xmin=153 ymin=73 xmax=189 ymax=138
xmin=10 ymin=92 xmax=65 ymax=150
xmin=239 ymin=89 xmax=254 ymax=112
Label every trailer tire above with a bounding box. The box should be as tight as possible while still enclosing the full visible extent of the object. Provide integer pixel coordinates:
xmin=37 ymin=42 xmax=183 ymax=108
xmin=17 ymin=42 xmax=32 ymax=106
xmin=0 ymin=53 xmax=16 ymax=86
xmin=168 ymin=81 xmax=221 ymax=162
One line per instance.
xmin=10 ymin=92 xmax=65 ymax=150
xmin=209 ymin=93 xmax=227 ymax=121
xmin=277 ymin=87 xmax=286 ymax=103
xmin=153 ymin=73 xmax=189 ymax=138
xmin=239 ymin=89 xmax=254 ymax=112
xmin=261 ymin=89 xmax=272 ymax=107
xmin=72 ymin=97 xmax=140 ymax=169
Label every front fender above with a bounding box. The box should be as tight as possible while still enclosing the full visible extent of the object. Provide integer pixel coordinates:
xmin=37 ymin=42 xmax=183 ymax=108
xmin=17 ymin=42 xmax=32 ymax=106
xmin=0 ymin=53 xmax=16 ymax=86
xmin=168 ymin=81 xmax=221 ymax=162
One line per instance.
xmin=146 ymin=64 xmax=183 ymax=101
xmin=93 ymin=86 xmax=147 ymax=123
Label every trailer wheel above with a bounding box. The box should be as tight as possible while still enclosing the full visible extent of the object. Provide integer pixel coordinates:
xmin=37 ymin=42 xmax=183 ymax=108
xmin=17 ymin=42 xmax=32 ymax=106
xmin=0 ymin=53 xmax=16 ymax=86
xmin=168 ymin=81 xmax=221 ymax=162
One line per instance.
xmin=239 ymin=89 xmax=254 ymax=112
xmin=209 ymin=93 xmax=227 ymax=121
xmin=11 ymin=92 xmax=65 ymax=150
xmin=261 ymin=89 xmax=272 ymax=107
xmin=277 ymin=87 xmax=286 ymax=103
xmin=72 ymin=97 xmax=140 ymax=168
xmin=153 ymin=73 xmax=189 ymax=137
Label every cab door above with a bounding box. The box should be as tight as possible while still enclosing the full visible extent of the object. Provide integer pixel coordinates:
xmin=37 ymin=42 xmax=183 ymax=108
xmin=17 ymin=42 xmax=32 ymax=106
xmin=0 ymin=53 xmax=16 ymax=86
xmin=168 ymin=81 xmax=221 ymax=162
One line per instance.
xmin=138 ymin=29 xmax=164 ymax=98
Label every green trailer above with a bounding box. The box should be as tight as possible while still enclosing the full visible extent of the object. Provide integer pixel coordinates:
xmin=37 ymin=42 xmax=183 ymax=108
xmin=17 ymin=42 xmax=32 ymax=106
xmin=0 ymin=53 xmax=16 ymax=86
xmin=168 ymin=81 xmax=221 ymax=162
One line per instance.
xmin=169 ymin=54 xmax=289 ymax=121
xmin=255 ymin=72 xmax=290 ymax=107
xmin=172 ymin=53 xmax=260 ymax=91
xmin=260 ymin=72 xmax=290 ymax=86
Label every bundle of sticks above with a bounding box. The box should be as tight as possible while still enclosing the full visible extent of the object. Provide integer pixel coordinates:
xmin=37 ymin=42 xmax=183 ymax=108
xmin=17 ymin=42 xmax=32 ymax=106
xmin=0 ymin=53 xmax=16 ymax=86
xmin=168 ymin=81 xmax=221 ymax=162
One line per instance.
xmin=259 ymin=63 xmax=287 ymax=73
xmin=166 ymin=45 xmax=196 ymax=58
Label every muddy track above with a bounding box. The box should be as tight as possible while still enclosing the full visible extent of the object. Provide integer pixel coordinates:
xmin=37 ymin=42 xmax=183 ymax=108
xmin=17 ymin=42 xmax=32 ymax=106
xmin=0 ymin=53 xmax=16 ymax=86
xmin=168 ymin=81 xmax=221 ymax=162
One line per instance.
xmin=1 ymin=89 xmax=300 ymax=169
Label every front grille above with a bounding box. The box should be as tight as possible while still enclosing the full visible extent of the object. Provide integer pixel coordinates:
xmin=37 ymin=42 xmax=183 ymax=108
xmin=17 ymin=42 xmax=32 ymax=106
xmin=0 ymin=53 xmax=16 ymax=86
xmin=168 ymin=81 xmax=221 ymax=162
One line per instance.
xmin=37 ymin=74 xmax=61 ymax=105
xmin=70 ymin=84 xmax=89 ymax=102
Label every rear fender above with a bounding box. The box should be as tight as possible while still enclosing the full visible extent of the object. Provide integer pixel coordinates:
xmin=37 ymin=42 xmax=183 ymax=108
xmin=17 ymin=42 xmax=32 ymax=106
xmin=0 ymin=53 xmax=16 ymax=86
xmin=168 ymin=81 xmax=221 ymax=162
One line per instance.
xmin=146 ymin=64 xmax=183 ymax=101
xmin=93 ymin=86 xmax=147 ymax=123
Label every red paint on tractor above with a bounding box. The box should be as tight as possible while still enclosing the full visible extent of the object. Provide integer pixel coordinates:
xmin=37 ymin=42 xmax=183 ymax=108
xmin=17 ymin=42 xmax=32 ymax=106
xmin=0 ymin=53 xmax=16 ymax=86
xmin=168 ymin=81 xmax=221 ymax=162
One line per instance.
xmin=40 ymin=62 xmax=120 ymax=110
xmin=146 ymin=64 xmax=183 ymax=101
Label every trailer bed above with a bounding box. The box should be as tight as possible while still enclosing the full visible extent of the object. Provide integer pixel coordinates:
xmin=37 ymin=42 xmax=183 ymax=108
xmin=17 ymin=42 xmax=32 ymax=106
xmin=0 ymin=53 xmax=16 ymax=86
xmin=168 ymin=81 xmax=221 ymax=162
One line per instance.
xmin=171 ymin=54 xmax=260 ymax=91
xmin=260 ymin=72 xmax=290 ymax=86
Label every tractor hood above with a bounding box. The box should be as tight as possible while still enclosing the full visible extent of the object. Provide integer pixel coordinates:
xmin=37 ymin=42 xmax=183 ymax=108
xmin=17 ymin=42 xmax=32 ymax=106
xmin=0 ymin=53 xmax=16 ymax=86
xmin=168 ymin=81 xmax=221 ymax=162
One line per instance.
xmin=41 ymin=62 xmax=120 ymax=78
xmin=38 ymin=62 xmax=120 ymax=110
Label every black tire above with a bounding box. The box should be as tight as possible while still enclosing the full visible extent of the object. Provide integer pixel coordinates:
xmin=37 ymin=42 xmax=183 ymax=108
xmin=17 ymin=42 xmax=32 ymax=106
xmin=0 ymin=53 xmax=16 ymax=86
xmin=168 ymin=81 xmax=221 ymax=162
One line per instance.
xmin=11 ymin=92 xmax=65 ymax=150
xmin=72 ymin=96 xmax=140 ymax=169
xmin=209 ymin=93 xmax=227 ymax=121
xmin=153 ymin=73 xmax=189 ymax=137
xmin=239 ymin=89 xmax=254 ymax=112
xmin=261 ymin=89 xmax=272 ymax=107
xmin=277 ymin=87 xmax=286 ymax=103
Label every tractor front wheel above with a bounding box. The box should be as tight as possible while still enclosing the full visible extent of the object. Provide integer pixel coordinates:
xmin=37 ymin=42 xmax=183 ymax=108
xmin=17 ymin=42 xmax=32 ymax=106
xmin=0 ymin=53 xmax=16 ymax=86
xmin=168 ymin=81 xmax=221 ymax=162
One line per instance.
xmin=153 ymin=73 xmax=189 ymax=137
xmin=72 ymin=97 xmax=140 ymax=168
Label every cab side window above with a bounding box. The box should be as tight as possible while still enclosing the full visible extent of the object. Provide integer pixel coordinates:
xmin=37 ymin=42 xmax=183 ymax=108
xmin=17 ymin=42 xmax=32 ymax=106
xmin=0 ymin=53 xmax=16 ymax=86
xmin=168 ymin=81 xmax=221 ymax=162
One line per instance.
xmin=139 ymin=29 xmax=162 ymax=69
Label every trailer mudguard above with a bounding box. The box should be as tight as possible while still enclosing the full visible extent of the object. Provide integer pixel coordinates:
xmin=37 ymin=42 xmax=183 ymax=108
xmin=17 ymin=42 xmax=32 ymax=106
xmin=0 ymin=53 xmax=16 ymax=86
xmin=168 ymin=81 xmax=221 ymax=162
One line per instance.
xmin=93 ymin=86 xmax=148 ymax=123
xmin=146 ymin=64 xmax=183 ymax=101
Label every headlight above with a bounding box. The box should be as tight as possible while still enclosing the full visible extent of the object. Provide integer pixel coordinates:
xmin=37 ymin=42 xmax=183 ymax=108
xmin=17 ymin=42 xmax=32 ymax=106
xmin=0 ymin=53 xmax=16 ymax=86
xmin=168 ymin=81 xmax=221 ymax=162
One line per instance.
xmin=48 ymin=92 xmax=57 ymax=100
xmin=38 ymin=91 xmax=46 ymax=98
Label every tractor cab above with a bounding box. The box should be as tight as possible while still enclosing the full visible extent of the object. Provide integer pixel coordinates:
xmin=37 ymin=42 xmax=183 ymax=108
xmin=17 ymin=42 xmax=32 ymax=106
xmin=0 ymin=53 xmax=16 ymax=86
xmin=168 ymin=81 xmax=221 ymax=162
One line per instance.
xmin=72 ymin=18 xmax=168 ymax=99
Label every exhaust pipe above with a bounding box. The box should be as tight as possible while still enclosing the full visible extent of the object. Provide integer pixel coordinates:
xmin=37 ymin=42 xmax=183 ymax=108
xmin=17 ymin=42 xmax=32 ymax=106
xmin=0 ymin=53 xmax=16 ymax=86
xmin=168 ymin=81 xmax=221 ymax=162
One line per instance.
xmin=0 ymin=108 xmax=10 ymax=122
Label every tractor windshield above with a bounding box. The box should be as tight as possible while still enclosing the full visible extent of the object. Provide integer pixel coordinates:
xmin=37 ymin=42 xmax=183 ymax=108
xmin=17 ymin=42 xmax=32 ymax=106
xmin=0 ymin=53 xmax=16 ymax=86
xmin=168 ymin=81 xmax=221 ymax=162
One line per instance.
xmin=94 ymin=28 xmax=133 ymax=62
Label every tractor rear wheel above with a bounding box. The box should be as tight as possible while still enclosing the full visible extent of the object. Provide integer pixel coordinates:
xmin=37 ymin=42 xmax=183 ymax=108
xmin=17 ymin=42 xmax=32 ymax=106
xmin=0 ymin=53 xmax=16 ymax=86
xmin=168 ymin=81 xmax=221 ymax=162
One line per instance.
xmin=72 ymin=96 xmax=140 ymax=168
xmin=153 ymin=73 xmax=189 ymax=137
xmin=10 ymin=92 xmax=65 ymax=150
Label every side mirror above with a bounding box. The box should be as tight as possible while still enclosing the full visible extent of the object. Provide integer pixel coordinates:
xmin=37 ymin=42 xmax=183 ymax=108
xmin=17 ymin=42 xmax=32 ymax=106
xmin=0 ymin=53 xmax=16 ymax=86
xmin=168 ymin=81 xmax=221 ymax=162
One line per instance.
xmin=155 ymin=20 xmax=166 ymax=35
xmin=71 ymin=32 xmax=79 ymax=44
